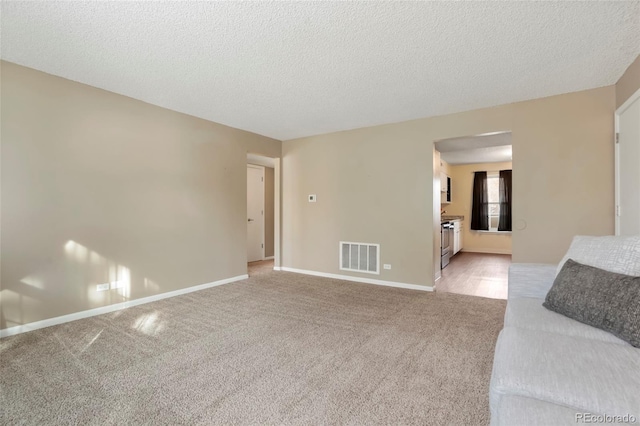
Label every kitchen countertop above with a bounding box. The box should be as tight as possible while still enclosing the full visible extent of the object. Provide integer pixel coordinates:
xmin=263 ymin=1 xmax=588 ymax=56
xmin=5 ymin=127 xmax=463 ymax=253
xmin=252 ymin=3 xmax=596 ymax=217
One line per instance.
xmin=441 ymin=215 xmax=464 ymax=222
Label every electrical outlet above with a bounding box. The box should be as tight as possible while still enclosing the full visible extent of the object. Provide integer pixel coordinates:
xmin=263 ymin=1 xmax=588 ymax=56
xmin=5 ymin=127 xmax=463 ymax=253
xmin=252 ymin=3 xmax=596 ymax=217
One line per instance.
xmin=96 ymin=283 xmax=110 ymax=292
xmin=383 ymin=264 xmax=391 ymax=270
xmin=308 ymin=194 xmax=317 ymax=202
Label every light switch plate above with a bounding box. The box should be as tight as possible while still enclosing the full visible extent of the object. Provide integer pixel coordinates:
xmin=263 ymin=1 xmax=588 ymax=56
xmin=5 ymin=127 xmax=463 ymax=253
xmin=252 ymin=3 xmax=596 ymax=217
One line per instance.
xmin=383 ymin=264 xmax=391 ymax=270
xmin=308 ymin=194 xmax=316 ymax=202
xmin=96 ymin=283 xmax=110 ymax=292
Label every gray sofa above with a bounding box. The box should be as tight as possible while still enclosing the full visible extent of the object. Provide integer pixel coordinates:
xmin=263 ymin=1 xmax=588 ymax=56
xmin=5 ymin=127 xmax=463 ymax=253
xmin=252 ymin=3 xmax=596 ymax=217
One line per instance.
xmin=490 ymin=263 xmax=640 ymax=425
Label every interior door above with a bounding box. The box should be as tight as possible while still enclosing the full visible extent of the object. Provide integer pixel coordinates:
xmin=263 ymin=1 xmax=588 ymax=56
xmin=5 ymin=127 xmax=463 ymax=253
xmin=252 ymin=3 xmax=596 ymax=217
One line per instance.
xmin=247 ymin=165 xmax=265 ymax=262
xmin=616 ymin=90 xmax=640 ymax=236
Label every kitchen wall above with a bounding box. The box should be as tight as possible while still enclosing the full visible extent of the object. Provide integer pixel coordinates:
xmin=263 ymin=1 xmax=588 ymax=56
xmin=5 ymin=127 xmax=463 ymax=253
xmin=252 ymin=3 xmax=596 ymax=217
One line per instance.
xmin=1 ymin=61 xmax=281 ymax=330
xmin=616 ymin=54 xmax=640 ymax=108
xmin=282 ymin=85 xmax=615 ymax=288
xmin=446 ymin=161 xmax=513 ymax=255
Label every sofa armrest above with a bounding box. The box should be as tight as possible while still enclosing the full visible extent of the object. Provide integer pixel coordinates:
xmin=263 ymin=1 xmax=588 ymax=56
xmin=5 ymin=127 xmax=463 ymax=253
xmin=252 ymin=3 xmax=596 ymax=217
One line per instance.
xmin=508 ymin=263 xmax=557 ymax=300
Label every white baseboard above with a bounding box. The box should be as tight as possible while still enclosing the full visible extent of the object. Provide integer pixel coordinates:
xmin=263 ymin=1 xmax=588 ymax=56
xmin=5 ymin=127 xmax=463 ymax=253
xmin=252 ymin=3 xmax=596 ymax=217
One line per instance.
xmin=273 ymin=266 xmax=282 ymax=271
xmin=263 ymin=256 xmax=274 ymax=260
xmin=0 ymin=274 xmax=248 ymax=339
xmin=461 ymin=248 xmax=512 ymax=255
xmin=280 ymin=267 xmax=433 ymax=292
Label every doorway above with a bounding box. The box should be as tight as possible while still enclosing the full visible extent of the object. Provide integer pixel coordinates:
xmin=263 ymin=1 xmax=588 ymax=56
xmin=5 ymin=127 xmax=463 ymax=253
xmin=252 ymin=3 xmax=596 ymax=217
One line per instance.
xmin=246 ymin=153 xmax=279 ymax=274
xmin=247 ymin=164 xmax=265 ymax=263
xmin=615 ymin=88 xmax=640 ymax=235
xmin=433 ymin=131 xmax=513 ymax=299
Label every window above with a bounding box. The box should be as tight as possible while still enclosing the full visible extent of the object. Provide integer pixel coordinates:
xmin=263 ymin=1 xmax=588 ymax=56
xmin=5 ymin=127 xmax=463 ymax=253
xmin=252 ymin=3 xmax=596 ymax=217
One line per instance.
xmin=471 ymin=169 xmax=512 ymax=232
xmin=487 ymin=172 xmax=500 ymax=231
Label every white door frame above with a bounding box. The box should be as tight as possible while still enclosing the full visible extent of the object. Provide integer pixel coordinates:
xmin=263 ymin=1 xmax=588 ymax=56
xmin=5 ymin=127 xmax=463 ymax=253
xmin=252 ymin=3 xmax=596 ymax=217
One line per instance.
xmin=247 ymin=164 xmax=265 ymax=261
xmin=246 ymin=155 xmax=281 ymax=268
xmin=274 ymin=158 xmax=281 ymax=269
xmin=614 ymin=88 xmax=640 ymax=236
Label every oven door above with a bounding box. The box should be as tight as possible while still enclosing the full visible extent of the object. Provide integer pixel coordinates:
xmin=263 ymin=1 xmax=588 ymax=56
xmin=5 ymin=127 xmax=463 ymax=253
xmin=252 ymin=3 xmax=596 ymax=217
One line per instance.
xmin=441 ymin=223 xmax=451 ymax=255
xmin=441 ymin=222 xmax=452 ymax=269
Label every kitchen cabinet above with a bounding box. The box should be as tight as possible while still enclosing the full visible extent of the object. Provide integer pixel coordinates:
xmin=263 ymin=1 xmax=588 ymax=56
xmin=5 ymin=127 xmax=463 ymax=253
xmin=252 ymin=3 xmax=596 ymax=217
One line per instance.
xmin=453 ymin=220 xmax=463 ymax=255
xmin=440 ymin=172 xmax=448 ymax=192
xmin=440 ymin=172 xmax=451 ymax=203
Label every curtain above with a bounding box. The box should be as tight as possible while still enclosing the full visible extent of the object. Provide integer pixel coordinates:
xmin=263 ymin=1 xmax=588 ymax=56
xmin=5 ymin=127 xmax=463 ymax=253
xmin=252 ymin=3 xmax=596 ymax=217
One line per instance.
xmin=471 ymin=171 xmax=489 ymax=230
xmin=498 ymin=169 xmax=512 ymax=232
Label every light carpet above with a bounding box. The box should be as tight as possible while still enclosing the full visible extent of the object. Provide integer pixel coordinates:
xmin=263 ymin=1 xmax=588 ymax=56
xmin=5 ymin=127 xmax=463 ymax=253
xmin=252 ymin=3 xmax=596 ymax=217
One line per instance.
xmin=1 ymin=268 xmax=506 ymax=425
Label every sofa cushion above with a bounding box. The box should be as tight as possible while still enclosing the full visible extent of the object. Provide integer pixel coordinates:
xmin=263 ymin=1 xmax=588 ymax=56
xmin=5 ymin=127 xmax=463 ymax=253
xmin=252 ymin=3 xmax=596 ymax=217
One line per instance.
xmin=544 ymin=259 xmax=640 ymax=347
xmin=505 ymin=297 xmax=629 ymax=345
xmin=556 ymin=235 xmax=640 ymax=277
xmin=492 ymin=395 xmax=588 ymax=426
xmin=490 ymin=327 xmax=640 ymax=419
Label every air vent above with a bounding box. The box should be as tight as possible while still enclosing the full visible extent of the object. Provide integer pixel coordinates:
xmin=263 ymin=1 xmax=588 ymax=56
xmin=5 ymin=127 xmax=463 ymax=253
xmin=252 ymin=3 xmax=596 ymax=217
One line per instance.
xmin=340 ymin=241 xmax=379 ymax=274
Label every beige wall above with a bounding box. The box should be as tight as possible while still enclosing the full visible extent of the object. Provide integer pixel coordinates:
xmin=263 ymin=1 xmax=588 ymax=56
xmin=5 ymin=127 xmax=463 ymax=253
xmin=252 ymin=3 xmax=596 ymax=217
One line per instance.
xmin=283 ymin=86 xmax=615 ymax=287
xmin=616 ymin=55 xmax=640 ymax=109
xmin=446 ymin=161 xmax=513 ymax=254
xmin=0 ymin=61 xmax=281 ymax=330
xmin=1 ymin=58 xmax=621 ymax=327
xmin=264 ymin=167 xmax=275 ymax=258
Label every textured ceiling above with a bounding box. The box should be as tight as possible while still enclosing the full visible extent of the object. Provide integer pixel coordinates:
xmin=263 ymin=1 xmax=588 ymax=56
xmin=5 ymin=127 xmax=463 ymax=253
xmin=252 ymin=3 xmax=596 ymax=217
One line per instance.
xmin=2 ymin=2 xmax=639 ymax=140
xmin=437 ymin=133 xmax=512 ymax=165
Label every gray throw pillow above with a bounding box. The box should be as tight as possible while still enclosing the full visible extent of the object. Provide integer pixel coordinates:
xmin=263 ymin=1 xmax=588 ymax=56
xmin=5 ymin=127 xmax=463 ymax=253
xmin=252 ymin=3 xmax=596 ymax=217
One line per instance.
xmin=543 ymin=259 xmax=640 ymax=347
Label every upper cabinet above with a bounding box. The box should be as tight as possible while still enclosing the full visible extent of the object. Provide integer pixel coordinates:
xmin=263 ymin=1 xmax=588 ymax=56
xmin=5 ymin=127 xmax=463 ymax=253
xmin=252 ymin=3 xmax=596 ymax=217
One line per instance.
xmin=440 ymin=172 xmax=451 ymax=203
